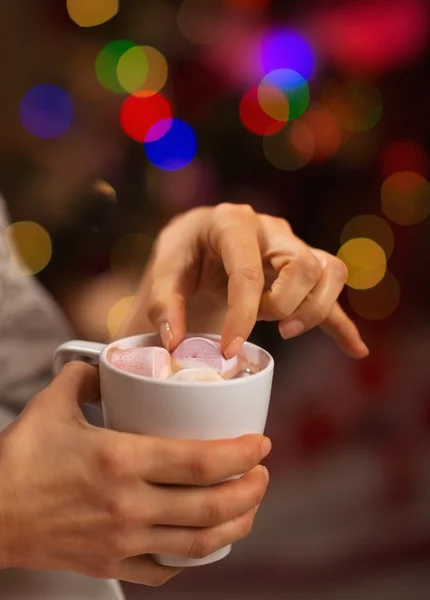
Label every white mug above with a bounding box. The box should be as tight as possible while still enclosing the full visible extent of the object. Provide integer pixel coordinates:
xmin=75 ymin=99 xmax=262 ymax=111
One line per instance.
xmin=53 ymin=333 xmax=274 ymax=568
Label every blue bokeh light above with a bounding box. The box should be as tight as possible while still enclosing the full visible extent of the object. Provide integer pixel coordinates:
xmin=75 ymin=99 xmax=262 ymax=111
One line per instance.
xmin=261 ymin=30 xmax=315 ymax=81
xmin=144 ymin=119 xmax=197 ymax=171
xmin=20 ymin=84 xmax=73 ymax=139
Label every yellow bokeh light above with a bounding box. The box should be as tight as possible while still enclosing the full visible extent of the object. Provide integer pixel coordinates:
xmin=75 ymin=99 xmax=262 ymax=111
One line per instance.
xmin=341 ymin=215 xmax=394 ymax=259
xmin=5 ymin=221 xmax=52 ymax=276
xmin=67 ymin=0 xmax=119 ymax=27
xmin=347 ymin=272 xmax=400 ymax=320
xmin=337 ymin=238 xmax=386 ymax=290
xmin=139 ymin=46 xmax=169 ymax=95
xmin=258 ymin=83 xmax=289 ymax=122
xmin=381 ymin=171 xmax=430 ymax=226
xmin=263 ymin=121 xmax=314 ymax=172
xmin=108 ymin=296 xmax=135 ymax=338
xmin=117 ymin=46 xmax=149 ymax=95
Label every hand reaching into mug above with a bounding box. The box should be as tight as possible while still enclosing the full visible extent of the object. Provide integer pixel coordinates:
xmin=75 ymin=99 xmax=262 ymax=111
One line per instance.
xmin=119 ymin=204 xmax=368 ymax=359
xmin=0 ymin=362 xmax=270 ymax=585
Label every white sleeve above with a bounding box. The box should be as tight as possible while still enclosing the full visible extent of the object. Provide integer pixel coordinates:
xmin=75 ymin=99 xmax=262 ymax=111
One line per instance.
xmin=0 ymin=198 xmax=72 ymax=411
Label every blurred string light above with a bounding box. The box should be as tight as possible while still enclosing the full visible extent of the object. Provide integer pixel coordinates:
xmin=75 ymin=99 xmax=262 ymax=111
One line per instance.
xmin=347 ymin=272 xmax=400 ymax=320
xmin=92 ymin=180 xmax=117 ymax=202
xmin=263 ymin=121 xmax=314 ymax=171
xmin=260 ymin=29 xmax=315 ymax=81
xmin=337 ymin=238 xmax=387 ymax=290
xmin=260 ymin=70 xmax=309 ymax=121
xmin=178 ymin=0 xmax=224 ymax=45
xmin=120 ymin=92 xmax=172 ymax=143
xmin=341 ymin=215 xmax=394 ymax=259
xmin=144 ymin=118 xmax=197 ymax=171
xmin=240 ymin=86 xmax=286 ymax=136
xmin=108 ymin=296 xmax=135 ymax=338
xmin=117 ymin=45 xmax=168 ymax=95
xmin=95 ymin=40 xmax=136 ymax=94
xmin=381 ymin=171 xmax=430 ymax=225
xmin=321 ymin=80 xmax=383 ymax=132
xmin=381 ymin=141 xmax=428 ymax=179
xmin=111 ymin=233 xmax=153 ymax=272
xmin=67 ymin=0 xmax=119 ymax=27
xmin=5 ymin=222 xmax=52 ymax=275
xmin=299 ymin=104 xmax=342 ymax=161
xmin=20 ymin=84 xmax=72 ymax=139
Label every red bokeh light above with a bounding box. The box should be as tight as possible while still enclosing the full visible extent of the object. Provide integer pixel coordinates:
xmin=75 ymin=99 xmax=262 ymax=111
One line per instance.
xmin=239 ymin=86 xmax=285 ymax=137
xmin=120 ymin=92 xmax=172 ymax=143
xmin=381 ymin=141 xmax=429 ymax=179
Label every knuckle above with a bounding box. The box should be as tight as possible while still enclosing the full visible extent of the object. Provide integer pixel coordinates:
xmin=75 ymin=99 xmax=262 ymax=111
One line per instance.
xmin=331 ymin=257 xmax=348 ymax=283
xmin=200 ymin=496 xmax=222 ymax=527
xmin=303 ymin=300 xmax=328 ymax=327
xmin=95 ymin=444 xmax=130 ymax=481
xmin=294 ymin=253 xmax=322 ymax=284
xmin=107 ymin=493 xmax=137 ymax=528
xmin=188 ymin=530 xmax=212 ymax=559
xmin=188 ymin=453 xmax=215 ymax=485
xmin=239 ymin=266 xmax=265 ymax=289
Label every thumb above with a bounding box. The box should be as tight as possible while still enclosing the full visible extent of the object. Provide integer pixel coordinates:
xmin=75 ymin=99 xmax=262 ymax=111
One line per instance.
xmin=42 ymin=362 xmax=100 ymax=414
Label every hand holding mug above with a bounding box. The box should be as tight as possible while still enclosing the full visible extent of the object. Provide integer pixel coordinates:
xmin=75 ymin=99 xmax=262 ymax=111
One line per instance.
xmin=0 ymin=361 xmax=270 ymax=585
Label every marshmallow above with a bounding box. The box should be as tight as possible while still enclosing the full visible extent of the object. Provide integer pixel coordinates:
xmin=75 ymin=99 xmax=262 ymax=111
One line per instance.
xmin=171 ymin=337 xmax=239 ymax=378
xmin=109 ymin=347 xmax=171 ymax=379
xmin=170 ymin=368 xmax=223 ymax=382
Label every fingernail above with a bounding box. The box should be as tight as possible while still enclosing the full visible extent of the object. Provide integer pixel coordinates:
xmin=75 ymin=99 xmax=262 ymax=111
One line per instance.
xmin=262 ymin=466 xmax=270 ymax=484
xmin=160 ymin=322 xmax=173 ymax=351
xmin=261 ymin=437 xmax=272 ymax=459
xmin=279 ymin=319 xmax=305 ymax=340
xmin=359 ymin=341 xmax=370 ymax=356
xmin=224 ymin=336 xmax=244 ymax=359
xmin=254 ymin=502 xmax=261 ymax=515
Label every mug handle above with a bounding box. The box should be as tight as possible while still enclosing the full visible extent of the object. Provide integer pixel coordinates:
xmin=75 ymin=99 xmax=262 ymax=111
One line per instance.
xmin=53 ymin=340 xmax=106 ymax=376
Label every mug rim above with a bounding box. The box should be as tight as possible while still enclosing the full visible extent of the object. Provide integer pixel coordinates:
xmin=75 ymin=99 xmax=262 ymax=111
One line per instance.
xmin=100 ymin=333 xmax=274 ymax=388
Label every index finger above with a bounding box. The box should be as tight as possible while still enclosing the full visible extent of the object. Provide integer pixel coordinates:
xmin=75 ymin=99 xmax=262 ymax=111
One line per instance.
xmin=207 ymin=205 xmax=264 ymax=358
xmin=123 ymin=433 xmax=271 ymax=485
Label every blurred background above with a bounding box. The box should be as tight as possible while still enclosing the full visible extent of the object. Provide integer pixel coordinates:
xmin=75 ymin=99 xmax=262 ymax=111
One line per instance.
xmin=2 ymin=0 xmax=430 ymax=597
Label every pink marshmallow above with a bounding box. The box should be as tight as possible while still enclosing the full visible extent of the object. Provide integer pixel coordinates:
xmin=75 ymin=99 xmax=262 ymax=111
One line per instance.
xmin=170 ymin=368 xmax=224 ymax=382
xmin=109 ymin=346 xmax=171 ymax=379
xmin=171 ymin=337 xmax=239 ymax=378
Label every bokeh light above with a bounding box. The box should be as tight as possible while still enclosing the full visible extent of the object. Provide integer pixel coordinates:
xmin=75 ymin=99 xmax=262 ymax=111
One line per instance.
xmin=261 ymin=70 xmax=310 ymax=121
xmin=322 ymin=80 xmax=383 ymax=132
xmin=381 ymin=171 xmax=430 ymax=225
xmin=263 ymin=121 xmax=315 ymax=171
xmin=67 ymin=0 xmax=119 ymax=27
xmin=144 ymin=118 xmax=197 ymax=171
xmin=138 ymin=46 xmax=169 ymax=95
xmin=20 ymin=84 xmax=73 ymax=139
xmin=95 ymin=40 xmax=136 ymax=94
xmin=341 ymin=215 xmax=395 ymax=260
xmin=300 ymin=105 xmax=343 ymax=161
xmin=117 ymin=46 xmax=148 ymax=94
xmin=108 ymin=296 xmax=135 ymax=338
xmin=111 ymin=233 xmax=153 ymax=272
xmin=257 ymin=83 xmax=289 ymax=122
xmin=5 ymin=221 xmax=52 ymax=276
xmin=240 ymin=86 xmax=286 ymax=136
xmin=120 ymin=92 xmax=172 ymax=143
xmin=178 ymin=0 xmax=224 ymax=45
xmin=347 ymin=272 xmax=400 ymax=320
xmin=337 ymin=238 xmax=387 ymax=290
xmin=260 ymin=30 xmax=315 ymax=80
xmin=381 ymin=141 xmax=429 ymax=179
